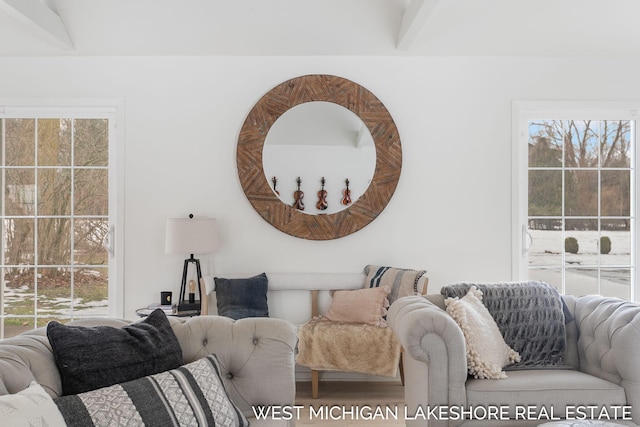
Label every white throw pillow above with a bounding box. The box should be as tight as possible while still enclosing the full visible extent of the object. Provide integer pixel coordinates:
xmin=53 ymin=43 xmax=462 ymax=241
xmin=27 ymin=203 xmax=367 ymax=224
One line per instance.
xmin=0 ymin=381 xmax=66 ymax=427
xmin=445 ymin=286 xmax=520 ymax=379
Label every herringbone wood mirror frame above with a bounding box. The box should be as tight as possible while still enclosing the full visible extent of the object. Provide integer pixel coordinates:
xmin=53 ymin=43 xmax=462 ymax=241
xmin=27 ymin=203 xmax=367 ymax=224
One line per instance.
xmin=237 ymin=74 xmax=402 ymax=240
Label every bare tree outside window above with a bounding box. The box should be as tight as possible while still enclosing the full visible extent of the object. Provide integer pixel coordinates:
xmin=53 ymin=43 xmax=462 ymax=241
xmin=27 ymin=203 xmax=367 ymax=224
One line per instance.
xmin=527 ymin=120 xmax=633 ymax=299
xmin=0 ymin=118 xmax=109 ymax=338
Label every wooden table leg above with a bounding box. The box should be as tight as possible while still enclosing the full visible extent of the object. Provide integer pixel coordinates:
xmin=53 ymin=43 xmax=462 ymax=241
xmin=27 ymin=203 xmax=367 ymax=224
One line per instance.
xmin=312 ymin=369 xmax=319 ymax=399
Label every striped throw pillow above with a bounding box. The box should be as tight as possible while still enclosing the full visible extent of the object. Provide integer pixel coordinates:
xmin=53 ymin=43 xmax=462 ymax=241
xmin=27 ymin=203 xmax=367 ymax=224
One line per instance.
xmin=55 ymin=354 xmax=248 ymax=427
xmin=364 ymin=265 xmax=428 ymax=304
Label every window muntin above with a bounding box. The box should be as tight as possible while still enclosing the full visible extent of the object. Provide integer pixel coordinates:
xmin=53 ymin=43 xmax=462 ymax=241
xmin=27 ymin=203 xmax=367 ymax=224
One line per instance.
xmin=0 ymin=117 xmax=112 ymax=338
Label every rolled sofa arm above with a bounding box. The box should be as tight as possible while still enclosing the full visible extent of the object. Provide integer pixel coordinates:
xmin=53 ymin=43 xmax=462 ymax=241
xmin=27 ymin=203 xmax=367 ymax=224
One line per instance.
xmin=169 ymin=316 xmax=299 ymax=417
xmin=0 ymin=318 xmax=130 ymax=398
xmin=388 ymin=296 xmax=469 ymax=420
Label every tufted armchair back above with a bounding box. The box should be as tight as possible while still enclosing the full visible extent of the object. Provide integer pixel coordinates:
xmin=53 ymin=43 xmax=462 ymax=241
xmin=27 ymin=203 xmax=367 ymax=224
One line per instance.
xmin=568 ymin=295 xmax=640 ymax=421
xmin=168 ymin=315 xmax=298 ymax=415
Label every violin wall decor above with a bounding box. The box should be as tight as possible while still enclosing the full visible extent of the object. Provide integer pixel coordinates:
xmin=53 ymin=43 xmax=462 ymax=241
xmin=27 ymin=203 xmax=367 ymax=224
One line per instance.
xmin=277 ymin=175 xmax=357 ymax=212
xmin=341 ymin=178 xmax=352 ymax=206
xmin=316 ymin=177 xmax=328 ymax=211
xmin=292 ymin=176 xmax=305 ymax=211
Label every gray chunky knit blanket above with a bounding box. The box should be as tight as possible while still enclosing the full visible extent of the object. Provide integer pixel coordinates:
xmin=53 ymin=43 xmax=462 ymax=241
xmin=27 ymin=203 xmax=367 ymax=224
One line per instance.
xmin=441 ymin=281 xmax=567 ymax=369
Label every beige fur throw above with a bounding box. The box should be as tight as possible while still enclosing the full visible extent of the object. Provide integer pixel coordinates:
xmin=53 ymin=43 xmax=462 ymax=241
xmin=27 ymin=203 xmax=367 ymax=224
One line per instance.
xmin=296 ymin=317 xmax=401 ymax=377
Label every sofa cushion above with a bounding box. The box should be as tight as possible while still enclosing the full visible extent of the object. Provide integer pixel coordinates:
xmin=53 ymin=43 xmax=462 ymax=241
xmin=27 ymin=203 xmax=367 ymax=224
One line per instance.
xmin=47 ymin=309 xmax=182 ymax=395
xmin=445 ymin=286 xmax=520 ymax=379
xmin=324 ymin=286 xmax=390 ymax=327
xmin=364 ymin=265 xmax=428 ymax=304
xmin=0 ymin=381 xmax=66 ymax=427
xmin=54 ymin=354 xmax=249 ymax=427
xmin=466 ymin=369 xmax=627 ymax=418
xmin=215 ymin=273 xmax=269 ymax=319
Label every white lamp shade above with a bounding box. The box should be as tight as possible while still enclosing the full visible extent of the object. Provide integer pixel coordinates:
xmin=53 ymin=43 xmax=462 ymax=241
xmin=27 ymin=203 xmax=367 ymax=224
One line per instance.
xmin=165 ymin=217 xmax=218 ymax=255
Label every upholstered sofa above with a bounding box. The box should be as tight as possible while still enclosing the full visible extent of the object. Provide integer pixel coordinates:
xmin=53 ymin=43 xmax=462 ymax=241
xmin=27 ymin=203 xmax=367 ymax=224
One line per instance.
xmin=388 ymin=292 xmax=640 ymax=427
xmin=0 ymin=314 xmax=298 ymax=427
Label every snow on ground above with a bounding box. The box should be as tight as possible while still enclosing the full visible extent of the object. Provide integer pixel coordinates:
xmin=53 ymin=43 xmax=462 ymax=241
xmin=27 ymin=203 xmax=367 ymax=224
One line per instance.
xmin=528 ymin=230 xmax=632 ymax=299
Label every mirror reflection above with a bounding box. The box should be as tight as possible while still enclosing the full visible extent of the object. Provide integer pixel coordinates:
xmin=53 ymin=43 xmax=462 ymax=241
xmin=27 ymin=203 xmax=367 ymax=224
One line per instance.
xmin=263 ymin=101 xmax=376 ymax=215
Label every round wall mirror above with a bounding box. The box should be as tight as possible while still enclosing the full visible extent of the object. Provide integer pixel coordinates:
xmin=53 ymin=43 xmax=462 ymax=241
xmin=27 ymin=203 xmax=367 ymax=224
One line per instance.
xmin=237 ymin=74 xmax=402 ymax=240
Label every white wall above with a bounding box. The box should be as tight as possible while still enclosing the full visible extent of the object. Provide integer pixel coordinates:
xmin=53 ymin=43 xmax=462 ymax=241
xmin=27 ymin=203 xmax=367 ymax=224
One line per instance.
xmin=0 ymin=55 xmax=639 ymax=319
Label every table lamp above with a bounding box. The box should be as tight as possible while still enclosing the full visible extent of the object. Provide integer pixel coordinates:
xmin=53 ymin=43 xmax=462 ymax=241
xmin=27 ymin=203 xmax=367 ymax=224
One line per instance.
xmin=164 ymin=214 xmax=218 ymax=312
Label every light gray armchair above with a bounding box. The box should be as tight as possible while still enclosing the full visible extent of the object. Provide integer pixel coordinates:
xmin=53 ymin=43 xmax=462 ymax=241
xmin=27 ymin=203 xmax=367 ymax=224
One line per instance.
xmin=388 ymin=293 xmax=640 ymax=427
xmin=0 ymin=315 xmax=299 ymax=427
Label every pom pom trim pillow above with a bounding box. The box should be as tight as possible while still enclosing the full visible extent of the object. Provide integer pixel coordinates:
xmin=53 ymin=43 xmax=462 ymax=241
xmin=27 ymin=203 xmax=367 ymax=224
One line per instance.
xmin=445 ymin=286 xmax=520 ymax=379
xmin=54 ymin=354 xmax=248 ymax=427
xmin=324 ymin=286 xmax=391 ymax=327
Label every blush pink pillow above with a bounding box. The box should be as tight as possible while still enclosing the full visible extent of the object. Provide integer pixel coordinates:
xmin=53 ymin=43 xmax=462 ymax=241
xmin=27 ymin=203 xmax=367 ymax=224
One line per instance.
xmin=323 ymin=286 xmax=391 ymax=327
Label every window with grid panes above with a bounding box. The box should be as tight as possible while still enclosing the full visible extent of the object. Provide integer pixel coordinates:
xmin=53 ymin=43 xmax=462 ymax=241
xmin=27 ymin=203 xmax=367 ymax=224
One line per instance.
xmin=514 ymin=105 xmax=636 ymax=301
xmin=0 ymin=117 xmax=112 ymax=338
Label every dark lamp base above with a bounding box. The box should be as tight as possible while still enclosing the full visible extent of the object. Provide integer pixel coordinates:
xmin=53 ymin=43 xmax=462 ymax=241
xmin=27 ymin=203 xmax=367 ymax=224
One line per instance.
xmin=177 ymin=301 xmax=201 ymax=314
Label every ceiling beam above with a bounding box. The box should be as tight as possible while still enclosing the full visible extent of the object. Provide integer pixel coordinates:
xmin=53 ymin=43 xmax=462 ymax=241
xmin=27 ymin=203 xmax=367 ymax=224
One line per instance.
xmin=0 ymin=0 xmax=73 ymax=49
xmin=397 ymin=0 xmax=438 ymax=51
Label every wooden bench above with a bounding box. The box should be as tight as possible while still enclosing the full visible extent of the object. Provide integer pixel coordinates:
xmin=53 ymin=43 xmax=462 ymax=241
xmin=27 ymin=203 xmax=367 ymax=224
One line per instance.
xmin=204 ymin=272 xmax=428 ymax=398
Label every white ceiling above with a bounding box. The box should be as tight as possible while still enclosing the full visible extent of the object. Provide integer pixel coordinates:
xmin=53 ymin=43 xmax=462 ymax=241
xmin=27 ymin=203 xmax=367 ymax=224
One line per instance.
xmin=2 ymin=0 xmax=640 ymax=57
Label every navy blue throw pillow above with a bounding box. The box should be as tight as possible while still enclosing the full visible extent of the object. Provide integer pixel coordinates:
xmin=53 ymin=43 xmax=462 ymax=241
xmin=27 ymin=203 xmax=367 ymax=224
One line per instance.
xmin=214 ymin=273 xmax=269 ymax=320
xmin=47 ymin=309 xmax=183 ymax=395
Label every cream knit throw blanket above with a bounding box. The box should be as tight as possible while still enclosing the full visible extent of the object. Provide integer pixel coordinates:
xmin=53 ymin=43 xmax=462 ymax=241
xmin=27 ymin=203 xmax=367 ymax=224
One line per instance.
xmin=296 ymin=317 xmax=401 ymax=377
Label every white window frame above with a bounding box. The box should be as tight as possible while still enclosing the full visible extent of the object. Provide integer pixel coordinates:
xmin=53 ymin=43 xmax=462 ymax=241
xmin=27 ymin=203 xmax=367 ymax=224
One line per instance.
xmin=0 ymin=98 xmax=125 ymax=321
xmin=512 ymin=101 xmax=638 ymax=301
